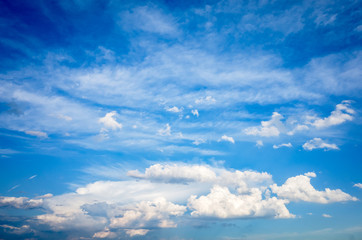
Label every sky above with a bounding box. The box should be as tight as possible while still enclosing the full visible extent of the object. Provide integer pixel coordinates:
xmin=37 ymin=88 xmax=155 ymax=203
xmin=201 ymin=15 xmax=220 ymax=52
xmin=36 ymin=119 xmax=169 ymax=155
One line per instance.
xmin=0 ymin=0 xmax=362 ymax=239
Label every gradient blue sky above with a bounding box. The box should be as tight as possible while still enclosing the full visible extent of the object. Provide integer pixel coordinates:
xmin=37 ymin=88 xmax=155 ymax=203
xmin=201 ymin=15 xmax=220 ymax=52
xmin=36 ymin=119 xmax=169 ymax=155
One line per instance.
xmin=0 ymin=0 xmax=362 ymax=239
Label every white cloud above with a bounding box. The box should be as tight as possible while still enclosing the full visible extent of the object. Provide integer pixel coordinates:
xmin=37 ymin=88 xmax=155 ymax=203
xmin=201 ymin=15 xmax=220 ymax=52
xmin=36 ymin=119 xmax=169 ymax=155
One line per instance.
xmin=127 ymin=163 xmax=273 ymax=193
xmin=287 ymin=124 xmax=309 ymax=135
xmin=165 ymin=106 xmax=182 ymax=113
xmin=93 ymin=229 xmax=117 ymax=238
xmin=322 ymin=213 xmax=332 ymax=218
xmin=25 ymin=130 xmax=48 ymax=138
xmin=312 ymin=101 xmax=355 ymax=128
xmin=270 ymin=173 xmax=358 ymax=203
xmin=191 ymin=109 xmax=199 ymax=117
xmin=127 ymin=163 xmax=217 ymax=183
xmin=120 ymin=6 xmax=178 ymax=36
xmin=195 ymin=96 xmax=216 ymax=105
xmin=158 ymin=123 xmax=171 ymax=136
xmin=302 ymin=138 xmax=339 ymax=151
xmin=0 ymin=224 xmax=34 ymax=235
xmin=219 ymin=135 xmax=235 ymax=144
xmin=244 ymin=112 xmax=284 ymax=137
xmin=188 ymin=185 xmax=294 ymax=219
xmin=0 ymin=196 xmax=43 ymax=209
xmin=273 ymin=143 xmax=292 ymax=149
xmin=192 ymin=138 xmax=205 ymax=145
xmin=28 ymin=175 xmax=37 ymax=180
xmin=125 ymin=229 xmax=149 ymax=237
xmin=99 ymin=111 xmax=122 ymax=130
xmin=256 ymin=140 xmax=263 ymax=147
xmin=109 ymin=198 xmax=186 ymax=229
xmin=353 ymin=183 xmax=362 ymax=189
xmin=0 ymin=163 xmax=357 ymax=236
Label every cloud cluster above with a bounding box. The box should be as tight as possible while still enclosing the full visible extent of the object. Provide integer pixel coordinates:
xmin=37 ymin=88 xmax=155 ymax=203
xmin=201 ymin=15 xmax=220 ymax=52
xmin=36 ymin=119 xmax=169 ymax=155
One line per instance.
xmin=1 ymin=163 xmax=356 ymax=238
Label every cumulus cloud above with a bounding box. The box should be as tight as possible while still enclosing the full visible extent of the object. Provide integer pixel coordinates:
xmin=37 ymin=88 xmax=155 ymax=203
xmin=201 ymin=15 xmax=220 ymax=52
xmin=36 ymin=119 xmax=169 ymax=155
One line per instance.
xmin=322 ymin=214 xmax=332 ymax=218
xmin=256 ymin=140 xmax=263 ymax=147
xmin=165 ymin=106 xmax=182 ymax=113
xmin=158 ymin=123 xmax=171 ymax=136
xmin=128 ymin=163 xmax=217 ymax=183
xmin=125 ymin=229 xmax=149 ymax=237
xmin=353 ymin=183 xmax=362 ymax=189
xmin=270 ymin=173 xmax=358 ymax=203
xmin=99 ymin=111 xmax=122 ymax=130
xmin=312 ymin=101 xmax=355 ymax=128
xmin=127 ymin=163 xmax=273 ymax=192
xmin=0 ymin=163 xmax=357 ymax=237
xmin=0 ymin=224 xmax=34 ymax=235
xmin=244 ymin=112 xmax=284 ymax=137
xmin=188 ymin=185 xmax=293 ymax=219
xmin=302 ymin=138 xmax=339 ymax=151
xmin=191 ymin=109 xmax=199 ymax=117
xmin=25 ymin=130 xmax=48 ymax=138
xmin=93 ymin=229 xmax=117 ymax=238
xmin=0 ymin=196 xmax=43 ymax=209
xmin=273 ymin=143 xmax=292 ymax=149
xmin=219 ymin=135 xmax=235 ymax=144
xmin=109 ymin=198 xmax=186 ymax=229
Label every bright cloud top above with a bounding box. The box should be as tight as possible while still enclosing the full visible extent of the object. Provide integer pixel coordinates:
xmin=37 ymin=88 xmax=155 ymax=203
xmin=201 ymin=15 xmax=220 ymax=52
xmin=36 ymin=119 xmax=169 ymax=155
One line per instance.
xmin=244 ymin=112 xmax=284 ymax=137
xmin=312 ymin=100 xmax=355 ymax=128
xmin=99 ymin=111 xmax=123 ymax=130
xmin=219 ymin=135 xmax=235 ymax=144
xmin=302 ymin=138 xmax=339 ymax=151
xmin=0 ymin=163 xmax=356 ymax=238
xmin=270 ymin=172 xmax=357 ymax=203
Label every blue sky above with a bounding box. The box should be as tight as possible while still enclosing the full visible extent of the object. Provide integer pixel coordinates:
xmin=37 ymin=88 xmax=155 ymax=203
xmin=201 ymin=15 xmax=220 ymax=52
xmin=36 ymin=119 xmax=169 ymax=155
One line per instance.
xmin=0 ymin=0 xmax=362 ymax=239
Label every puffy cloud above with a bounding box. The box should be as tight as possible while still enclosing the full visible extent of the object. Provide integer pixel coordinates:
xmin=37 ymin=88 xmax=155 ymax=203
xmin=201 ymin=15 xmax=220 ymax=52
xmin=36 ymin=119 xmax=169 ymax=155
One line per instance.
xmin=109 ymin=198 xmax=186 ymax=229
xmin=165 ymin=106 xmax=182 ymax=113
xmin=188 ymin=185 xmax=293 ymax=219
xmin=158 ymin=123 xmax=171 ymax=136
xmin=0 ymin=224 xmax=34 ymax=235
xmin=127 ymin=163 xmax=273 ymax=192
xmin=25 ymin=130 xmax=48 ymax=138
xmin=0 ymin=163 xmax=357 ymax=237
xmin=219 ymin=135 xmax=235 ymax=144
xmin=302 ymin=138 xmax=339 ymax=151
xmin=322 ymin=214 xmax=332 ymax=218
xmin=256 ymin=140 xmax=263 ymax=147
xmin=127 ymin=163 xmax=217 ymax=183
xmin=99 ymin=111 xmax=122 ymax=130
xmin=273 ymin=143 xmax=292 ymax=149
xmin=191 ymin=109 xmax=199 ymax=117
xmin=244 ymin=112 xmax=284 ymax=137
xmin=312 ymin=101 xmax=355 ymax=128
xmin=125 ymin=229 xmax=149 ymax=237
xmin=353 ymin=183 xmax=362 ymax=189
xmin=192 ymin=138 xmax=205 ymax=145
xmin=270 ymin=173 xmax=358 ymax=203
xmin=0 ymin=196 xmax=43 ymax=209
xmin=93 ymin=229 xmax=117 ymax=238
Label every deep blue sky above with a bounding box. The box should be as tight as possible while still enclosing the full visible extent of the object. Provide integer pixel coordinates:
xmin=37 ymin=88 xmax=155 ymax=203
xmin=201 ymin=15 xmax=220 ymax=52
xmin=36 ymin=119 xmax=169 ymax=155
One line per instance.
xmin=1 ymin=0 xmax=362 ymax=239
